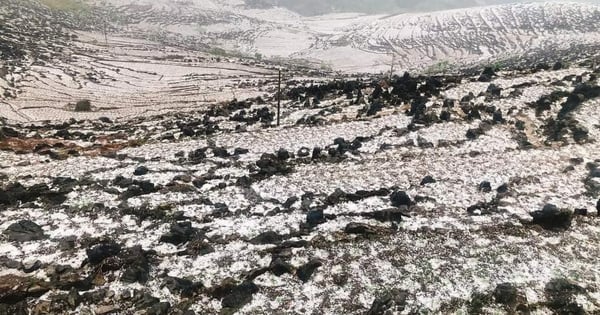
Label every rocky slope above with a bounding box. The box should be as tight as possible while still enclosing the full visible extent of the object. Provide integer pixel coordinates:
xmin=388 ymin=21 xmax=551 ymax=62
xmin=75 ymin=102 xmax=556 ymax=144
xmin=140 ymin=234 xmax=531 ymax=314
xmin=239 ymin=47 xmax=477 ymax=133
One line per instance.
xmin=1 ymin=1 xmax=600 ymax=315
xmin=1 ymin=54 xmax=600 ymax=314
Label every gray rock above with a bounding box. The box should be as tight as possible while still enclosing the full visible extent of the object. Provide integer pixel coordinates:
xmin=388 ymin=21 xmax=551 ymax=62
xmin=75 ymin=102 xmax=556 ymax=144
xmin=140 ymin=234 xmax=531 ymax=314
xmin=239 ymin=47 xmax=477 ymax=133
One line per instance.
xmin=3 ymin=220 xmax=46 ymax=242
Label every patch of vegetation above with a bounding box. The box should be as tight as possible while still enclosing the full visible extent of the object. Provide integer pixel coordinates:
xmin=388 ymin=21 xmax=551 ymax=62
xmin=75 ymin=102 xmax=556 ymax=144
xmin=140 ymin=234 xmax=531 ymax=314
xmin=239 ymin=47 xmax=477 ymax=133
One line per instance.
xmin=39 ymin=0 xmax=89 ymax=12
xmin=425 ymin=60 xmax=454 ymax=75
xmin=74 ymin=99 xmax=92 ymax=112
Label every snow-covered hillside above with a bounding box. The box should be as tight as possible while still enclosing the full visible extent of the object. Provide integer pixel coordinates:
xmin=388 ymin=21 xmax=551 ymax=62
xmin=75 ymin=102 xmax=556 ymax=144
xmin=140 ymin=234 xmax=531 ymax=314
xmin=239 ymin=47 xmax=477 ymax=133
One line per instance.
xmin=80 ymin=0 xmax=600 ymax=72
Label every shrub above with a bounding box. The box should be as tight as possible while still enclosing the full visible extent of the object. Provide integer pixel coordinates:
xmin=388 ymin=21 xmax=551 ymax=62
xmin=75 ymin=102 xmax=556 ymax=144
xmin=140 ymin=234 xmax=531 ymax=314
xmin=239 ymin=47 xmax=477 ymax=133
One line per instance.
xmin=75 ymin=99 xmax=92 ymax=112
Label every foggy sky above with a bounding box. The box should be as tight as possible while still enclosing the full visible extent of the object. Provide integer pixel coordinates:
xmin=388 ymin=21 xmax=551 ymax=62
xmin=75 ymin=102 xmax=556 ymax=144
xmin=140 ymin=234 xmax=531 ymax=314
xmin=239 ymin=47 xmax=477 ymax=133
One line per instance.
xmin=249 ymin=0 xmax=600 ymax=15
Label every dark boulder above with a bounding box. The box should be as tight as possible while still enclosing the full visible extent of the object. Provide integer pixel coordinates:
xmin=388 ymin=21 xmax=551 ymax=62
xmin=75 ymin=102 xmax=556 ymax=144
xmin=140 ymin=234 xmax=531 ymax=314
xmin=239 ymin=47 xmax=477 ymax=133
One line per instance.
xmin=3 ymin=220 xmax=46 ymax=242
xmin=249 ymin=231 xmax=283 ymax=245
xmin=439 ymin=110 xmax=451 ymax=121
xmin=147 ymin=302 xmax=170 ymax=315
xmin=545 ymin=278 xmax=585 ymax=314
xmin=466 ymin=128 xmax=483 ymax=140
xmin=493 ymin=283 xmax=518 ymax=305
xmin=492 ymin=110 xmax=504 ymax=123
xmin=256 ymin=153 xmax=291 ymax=176
xmin=367 ymin=289 xmax=409 ymax=315
xmin=276 ymin=148 xmax=291 ymax=160
xmin=571 ymin=124 xmax=589 ymax=143
xmin=0 ymin=275 xmax=50 ymax=304
xmin=188 ymin=148 xmax=207 ymax=163
xmin=306 ymin=209 xmax=325 ymax=227
xmin=133 ymin=166 xmax=149 ymax=176
xmin=530 ymin=204 xmax=573 ymax=231
xmin=296 ymin=259 xmax=322 ymax=283
xmin=496 ymin=183 xmax=509 ymax=194
xmin=120 ymin=246 xmax=152 ymax=284
xmin=420 ymin=176 xmax=436 ymax=185
xmin=478 ymin=181 xmax=492 ymax=193
xmin=486 ymin=84 xmax=502 ymax=97
xmin=443 ymin=99 xmax=455 ymax=108
xmin=344 ymin=222 xmax=378 ymax=235
xmin=160 ymin=222 xmax=199 ymax=245
xmin=183 ymin=238 xmax=215 ymax=257
xmin=163 ymin=277 xmax=202 ymax=297
xmin=220 ymin=281 xmax=259 ymax=310
xmin=269 ymin=258 xmax=294 ymax=277
xmin=212 ymin=147 xmax=230 ymax=158
xmin=86 ymin=241 xmax=121 ymax=264
xmin=312 ymin=147 xmax=323 ymax=160
xmin=1 ymin=127 xmax=19 ymax=138
xmin=283 ymin=196 xmax=299 ymax=208
xmin=390 ymin=191 xmax=411 ymax=207
xmin=234 ymin=148 xmax=249 ymax=155
xmin=297 ymin=147 xmax=310 ymax=157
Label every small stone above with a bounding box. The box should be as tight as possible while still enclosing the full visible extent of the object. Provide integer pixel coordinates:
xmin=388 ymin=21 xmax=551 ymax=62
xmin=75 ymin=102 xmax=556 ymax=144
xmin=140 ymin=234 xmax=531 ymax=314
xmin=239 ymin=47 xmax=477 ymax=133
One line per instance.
xmin=87 ymin=242 xmax=121 ymax=264
xmin=494 ymin=283 xmax=518 ymax=305
xmin=296 ymin=259 xmax=322 ymax=283
xmin=478 ymin=181 xmax=492 ymax=193
xmin=133 ymin=166 xmax=149 ymax=176
xmin=420 ymin=176 xmax=436 ymax=185
xmin=221 ymin=281 xmax=259 ymax=310
xmin=249 ymin=231 xmax=283 ymax=245
xmin=344 ymin=222 xmax=378 ymax=235
xmin=390 ymin=191 xmax=411 ymax=207
xmin=3 ymin=220 xmax=46 ymax=242
xmin=297 ymin=147 xmax=310 ymax=157
xmin=21 ymin=260 xmax=42 ymax=273
xmin=530 ymin=204 xmax=573 ymax=231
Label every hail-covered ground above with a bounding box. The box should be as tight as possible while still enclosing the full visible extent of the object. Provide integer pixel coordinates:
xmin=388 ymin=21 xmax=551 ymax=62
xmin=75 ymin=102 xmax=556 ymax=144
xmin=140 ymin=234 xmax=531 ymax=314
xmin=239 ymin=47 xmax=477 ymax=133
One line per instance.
xmin=1 ymin=1 xmax=600 ymax=315
xmin=1 ymin=56 xmax=600 ymax=314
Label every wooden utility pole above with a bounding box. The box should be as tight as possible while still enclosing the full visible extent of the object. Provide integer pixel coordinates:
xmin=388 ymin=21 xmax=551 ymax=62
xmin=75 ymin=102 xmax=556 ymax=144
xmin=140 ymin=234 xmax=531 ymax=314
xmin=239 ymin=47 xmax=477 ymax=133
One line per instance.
xmin=277 ymin=69 xmax=281 ymax=126
xmin=389 ymin=52 xmax=395 ymax=79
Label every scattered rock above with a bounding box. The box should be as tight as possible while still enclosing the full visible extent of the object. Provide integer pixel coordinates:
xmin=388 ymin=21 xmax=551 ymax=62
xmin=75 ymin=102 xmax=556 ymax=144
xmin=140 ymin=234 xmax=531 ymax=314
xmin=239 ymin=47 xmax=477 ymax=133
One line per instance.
xmin=212 ymin=147 xmax=230 ymax=158
xmin=545 ymin=278 xmax=585 ymax=314
xmin=249 ymin=231 xmax=284 ymax=245
xmin=306 ymin=209 xmax=325 ymax=227
xmin=493 ymin=283 xmax=518 ymax=305
xmin=390 ymin=191 xmax=411 ymax=207
xmin=297 ymin=147 xmax=310 ymax=157
xmin=478 ymin=181 xmax=492 ymax=193
xmin=87 ymin=241 xmax=121 ymax=264
xmin=530 ymin=204 xmax=573 ymax=231
xmin=160 ymin=222 xmax=199 ymax=245
xmin=269 ymin=258 xmax=294 ymax=277
xmin=3 ymin=220 xmax=46 ymax=242
xmin=255 ymin=153 xmax=292 ymax=177
xmin=344 ymin=222 xmax=379 ymax=235
xmin=220 ymin=281 xmax=259 ymax=311
xmin=367 ymin=289 xmax=409 ymax=315
xmin=163 ymin=277 xmax=202 ymax=297
xmin=134 ymin=166 xmax=149 ymax=176
xmin=296 ymin=259 xmax=322 ymax=283
xmin=0 ymin=275 xmax=49 ymax=303
xmin=420 ymin=176 xmax=436 ymax=185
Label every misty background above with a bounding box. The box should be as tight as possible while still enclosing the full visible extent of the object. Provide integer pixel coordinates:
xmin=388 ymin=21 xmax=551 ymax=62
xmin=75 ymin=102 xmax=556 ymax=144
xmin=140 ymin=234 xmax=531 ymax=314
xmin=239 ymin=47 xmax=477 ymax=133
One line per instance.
xmin=247 ymin=0 xmax=600 ymax=15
